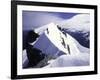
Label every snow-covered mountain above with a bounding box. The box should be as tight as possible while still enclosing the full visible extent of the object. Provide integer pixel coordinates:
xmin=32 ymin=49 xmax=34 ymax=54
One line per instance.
xmin=23 ymin=22 xmax=90 ymax=68
xmin=33 ymin=23 xmax=80 ymax=57
xmin=34 ymin=14 xmax=90 ymax=48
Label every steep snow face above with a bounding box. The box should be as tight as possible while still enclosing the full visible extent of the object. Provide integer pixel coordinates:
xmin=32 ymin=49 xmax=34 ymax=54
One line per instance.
xmin=46 ymin=23 xmax=80 ymax=55
xmin=45 ymin=23 xmax=69 ymax=55
xmin=33 ymin=23 xmax=80 ymax=56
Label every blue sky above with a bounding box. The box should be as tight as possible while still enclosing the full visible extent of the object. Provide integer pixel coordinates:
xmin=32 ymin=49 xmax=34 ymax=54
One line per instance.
xmin=22 ymin=11 xmax=78 ymax=30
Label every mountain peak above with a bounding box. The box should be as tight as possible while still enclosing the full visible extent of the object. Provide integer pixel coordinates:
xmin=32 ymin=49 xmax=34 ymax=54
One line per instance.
xmin=33 ymin=22 xmax=80 ymax=57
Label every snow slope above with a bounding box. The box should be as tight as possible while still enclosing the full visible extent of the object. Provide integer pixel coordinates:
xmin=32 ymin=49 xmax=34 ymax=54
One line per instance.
xmin=33 ymin=23 xmax=80 ymax=56
xmin=43 ymin=32 xmax=90 ymax=67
